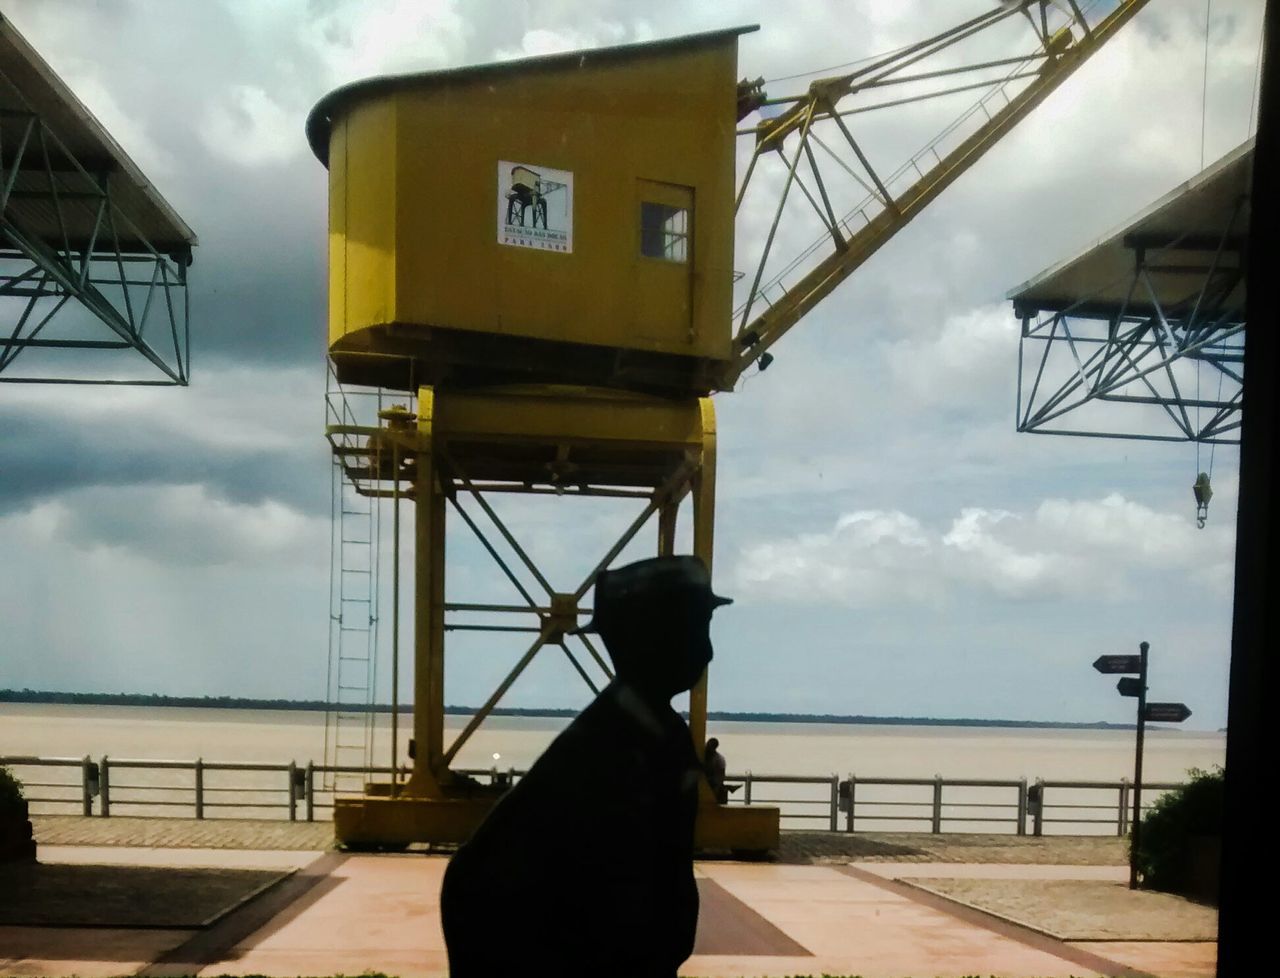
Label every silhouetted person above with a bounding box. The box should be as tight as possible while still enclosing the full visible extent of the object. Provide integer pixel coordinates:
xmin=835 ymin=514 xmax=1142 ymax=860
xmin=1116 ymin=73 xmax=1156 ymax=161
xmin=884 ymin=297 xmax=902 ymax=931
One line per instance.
xmin=704 ymin=737 xmax=728 ymax=804
xmin=440 ymin=555 xmax=732 ymax=977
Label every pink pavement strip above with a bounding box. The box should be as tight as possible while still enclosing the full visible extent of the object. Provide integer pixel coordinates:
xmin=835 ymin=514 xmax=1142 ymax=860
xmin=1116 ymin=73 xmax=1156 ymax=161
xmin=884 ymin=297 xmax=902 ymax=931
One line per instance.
xmin=0 ymin=846 xmax=1217 ymax=978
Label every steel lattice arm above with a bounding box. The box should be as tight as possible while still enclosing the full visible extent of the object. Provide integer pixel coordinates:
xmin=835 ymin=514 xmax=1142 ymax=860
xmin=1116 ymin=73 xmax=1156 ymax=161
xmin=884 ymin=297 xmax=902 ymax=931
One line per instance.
xmin=722 ymin=0 xmax=1152 ymax=389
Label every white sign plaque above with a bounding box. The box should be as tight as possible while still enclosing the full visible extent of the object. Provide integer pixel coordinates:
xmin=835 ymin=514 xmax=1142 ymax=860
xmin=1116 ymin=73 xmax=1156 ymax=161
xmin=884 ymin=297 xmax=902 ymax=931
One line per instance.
xmin=497 ymin=160 xmax=573 ymax=253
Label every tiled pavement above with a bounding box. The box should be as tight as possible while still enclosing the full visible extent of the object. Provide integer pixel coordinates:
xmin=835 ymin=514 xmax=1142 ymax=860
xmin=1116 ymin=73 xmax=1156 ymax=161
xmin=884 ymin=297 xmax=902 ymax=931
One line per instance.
xmin=32 ymin=815 xmax=332 ymax=851
xmin=33 ymin=815 xmax=1126 ymax=865
xmin=3 ymin=819 xmax=1212 ymax=977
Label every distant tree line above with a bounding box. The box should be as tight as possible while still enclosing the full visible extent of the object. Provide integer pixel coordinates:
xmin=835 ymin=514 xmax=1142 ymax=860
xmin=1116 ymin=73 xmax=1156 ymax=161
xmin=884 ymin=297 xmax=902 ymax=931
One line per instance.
xmin=0 ymin=689 xmax=1136 ymax=730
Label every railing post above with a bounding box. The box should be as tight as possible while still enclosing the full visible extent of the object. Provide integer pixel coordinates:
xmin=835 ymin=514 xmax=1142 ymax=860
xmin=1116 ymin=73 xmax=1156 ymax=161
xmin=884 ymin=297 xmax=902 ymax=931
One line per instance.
xmin=100 ymin=755 xmax=111 ymax=817
xmin=288 ymin=762 xmax=298 ymax=822
xmin=1032 ymin=778 xmax=1044 ymax=837
xmin=195 ymin=758 xmax=204 ymax=819
xmin=1119 ymin=778 xmax=1131 ymax=837
xmin=81 ymin=755 xmax=93 ymax=816
xmin=829 ymin=774 xmax=839 ymax=832
xmin=305 ymin=762 xmax=315 ymax=822
xmin=743 ymin=771 xmax=752 ymax=806
xmin=1016 ymin=778 xmax=1028 ymax=836
xmin=846 ymin=774 xmax=855 ymax=833
xmin=931 ymin=775 xmax=943 ymax=834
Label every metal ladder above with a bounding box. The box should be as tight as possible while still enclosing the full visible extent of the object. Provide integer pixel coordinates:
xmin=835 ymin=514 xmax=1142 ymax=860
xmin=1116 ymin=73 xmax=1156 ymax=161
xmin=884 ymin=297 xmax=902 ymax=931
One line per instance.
xmin=322 ymin=378 xmax=382 ymax=794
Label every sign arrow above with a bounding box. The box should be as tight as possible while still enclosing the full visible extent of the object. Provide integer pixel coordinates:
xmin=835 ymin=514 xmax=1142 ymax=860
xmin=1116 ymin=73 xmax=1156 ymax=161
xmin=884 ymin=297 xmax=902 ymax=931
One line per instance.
xmin=1144 ymin=702 xmax=1192 ymax=723
xmin=1117 ymin=677 xmax=1144 ymax=698
xmin=1094 ymin=654 xmax=1142 ymax=674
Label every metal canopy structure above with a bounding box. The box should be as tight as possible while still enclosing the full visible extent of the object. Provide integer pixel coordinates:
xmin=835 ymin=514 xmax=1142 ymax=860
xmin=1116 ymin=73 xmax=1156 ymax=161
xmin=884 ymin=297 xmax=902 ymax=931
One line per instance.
xmin=0 ymin=13 xmax=196 ymax=385
xmin=1013 ymin=139 xmax=1252 ymax=443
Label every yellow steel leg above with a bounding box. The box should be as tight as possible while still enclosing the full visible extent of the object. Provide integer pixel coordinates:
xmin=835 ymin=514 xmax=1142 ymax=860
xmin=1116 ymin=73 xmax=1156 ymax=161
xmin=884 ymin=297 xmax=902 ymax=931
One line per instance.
xmin=658 ymin=499 xmax=678 ymax=557
xmin=689 ymin=397 xmax=716 ymax=755
xmin=408 ymin=386 xmax=446 ymax=798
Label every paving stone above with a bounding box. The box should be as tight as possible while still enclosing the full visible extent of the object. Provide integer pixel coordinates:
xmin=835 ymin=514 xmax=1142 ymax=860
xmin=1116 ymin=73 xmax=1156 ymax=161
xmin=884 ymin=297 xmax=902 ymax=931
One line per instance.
xmin=908 ymin=877 xmax=1217 ymax=941
xmin=33 ymin=817 xmax=1126 ymax=867
xmin=777 ymin=830 xmax=1127 ymax=865
xmin=32 ymin=815 xmax=332 ymax=851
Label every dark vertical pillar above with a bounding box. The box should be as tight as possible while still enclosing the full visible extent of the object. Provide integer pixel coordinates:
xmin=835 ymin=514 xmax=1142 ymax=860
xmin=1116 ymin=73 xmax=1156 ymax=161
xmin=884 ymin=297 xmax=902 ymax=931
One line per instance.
xmin=1218 ymin=6 xmax=1276 ymax=974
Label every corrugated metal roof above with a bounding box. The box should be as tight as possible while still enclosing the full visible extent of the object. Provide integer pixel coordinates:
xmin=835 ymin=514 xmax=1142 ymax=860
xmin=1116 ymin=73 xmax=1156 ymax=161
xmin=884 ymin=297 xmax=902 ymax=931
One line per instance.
xmin=0 ymin=12 xmax=196 ymax=256
xmin=1009 ymin=139 xmax=1252 ymax=319
xmin=306 ymin=25 xmax=759 ymax=166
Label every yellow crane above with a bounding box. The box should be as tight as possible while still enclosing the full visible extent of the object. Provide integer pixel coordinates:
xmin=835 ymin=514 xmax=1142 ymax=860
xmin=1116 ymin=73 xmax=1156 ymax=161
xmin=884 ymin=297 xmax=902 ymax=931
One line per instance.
xmin=725 ymin=0 xmax=1150 ymax=388
xmin=306 ymin=0 xmax=1152 ymax=851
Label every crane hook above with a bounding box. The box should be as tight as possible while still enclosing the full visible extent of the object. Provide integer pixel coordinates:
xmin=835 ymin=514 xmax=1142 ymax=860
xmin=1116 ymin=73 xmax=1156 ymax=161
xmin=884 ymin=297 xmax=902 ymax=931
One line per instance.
xmin=1193 ymin=472 xmax=1212 ymax=530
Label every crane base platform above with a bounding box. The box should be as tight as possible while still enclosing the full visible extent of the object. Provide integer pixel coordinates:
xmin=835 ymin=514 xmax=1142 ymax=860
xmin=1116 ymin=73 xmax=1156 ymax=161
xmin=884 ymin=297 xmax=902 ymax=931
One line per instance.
xmin=333 ymin=795 xmax=780 ymax=856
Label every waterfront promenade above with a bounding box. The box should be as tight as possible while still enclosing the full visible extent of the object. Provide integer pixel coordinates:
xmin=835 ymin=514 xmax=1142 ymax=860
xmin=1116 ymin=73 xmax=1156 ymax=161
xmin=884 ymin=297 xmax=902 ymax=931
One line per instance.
xmin=0 ymin=816 xmax=1215 ymax=978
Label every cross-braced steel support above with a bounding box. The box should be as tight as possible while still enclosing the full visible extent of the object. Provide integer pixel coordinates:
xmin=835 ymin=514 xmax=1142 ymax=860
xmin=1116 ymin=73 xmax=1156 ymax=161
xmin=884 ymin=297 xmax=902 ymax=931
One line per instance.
xmin=1016 ymin=216 xmax=1246 ymax=443
xmin=324 ymin=384 xmax=778 ymax=851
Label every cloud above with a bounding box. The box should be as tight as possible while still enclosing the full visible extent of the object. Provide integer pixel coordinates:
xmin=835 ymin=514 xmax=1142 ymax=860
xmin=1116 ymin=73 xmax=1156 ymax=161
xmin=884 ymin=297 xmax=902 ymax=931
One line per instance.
xmin=298 ymin=0 xmax=470 ymax=85
xmin=28 ymin=484 xmax=326 ymax=567
xmin=882 ymin=305 xmax=1016 ymax=409
xmin=200 ymin=86 xmax=299 ymax=168
xmin=51 ymin=69 xmax=178 ymax=177
xmin=730 ymin=491 xmax=1234 ymax=606
xmin=493 ymin=22 xmax=655 ymax=60
xmin=0 ymin=364 xmax=330 ymax=517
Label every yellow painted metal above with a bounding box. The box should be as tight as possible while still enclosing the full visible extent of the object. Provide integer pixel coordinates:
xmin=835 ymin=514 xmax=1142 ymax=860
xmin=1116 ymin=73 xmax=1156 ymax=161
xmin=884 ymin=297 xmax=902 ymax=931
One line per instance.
xmin=434 ymin=384 xmax=708 ymax=451
xmin=336 ymin=794 xmax=779 ymax=853
xmin=316 ymin=32 xmax=748 ymax=395
xmin=330 ymin=385 xmax=777 ymax=852
xmin=335 ymin=795 xmax=498 ymax=847
xmin=695 ymin=803 xmax=780 ymax=853
xmin=720 ymin=0 xmax=1154 ymax=386
xmin=688 ymin=397 xmax=716 ymax=763
xmin=408 ymin=387 xmax=445 ymax=798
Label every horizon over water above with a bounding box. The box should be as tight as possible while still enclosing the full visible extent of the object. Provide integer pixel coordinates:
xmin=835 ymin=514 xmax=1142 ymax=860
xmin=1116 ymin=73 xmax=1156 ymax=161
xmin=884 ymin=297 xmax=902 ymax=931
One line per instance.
xmin=1 ymin=702 xmax=1225 ymax=783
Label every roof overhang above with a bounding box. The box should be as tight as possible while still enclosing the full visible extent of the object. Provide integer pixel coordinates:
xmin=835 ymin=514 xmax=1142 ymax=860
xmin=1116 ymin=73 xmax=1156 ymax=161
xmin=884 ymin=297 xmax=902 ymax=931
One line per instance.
xmin=1008 ymin=139 xmax=1252 ymax=321
xmin=306 ymin=25 xmax=759 ymax=167
xmin=0 ymin=12 xmax=197 ymax=258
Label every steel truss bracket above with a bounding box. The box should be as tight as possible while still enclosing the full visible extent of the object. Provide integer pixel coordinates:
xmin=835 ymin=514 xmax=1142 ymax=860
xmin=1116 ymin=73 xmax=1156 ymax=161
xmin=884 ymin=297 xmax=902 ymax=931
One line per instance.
xmin=1016 ymin=216 xmax=1246 ymax=444
xmin=0 ymin=86 xmax=193 ymax=384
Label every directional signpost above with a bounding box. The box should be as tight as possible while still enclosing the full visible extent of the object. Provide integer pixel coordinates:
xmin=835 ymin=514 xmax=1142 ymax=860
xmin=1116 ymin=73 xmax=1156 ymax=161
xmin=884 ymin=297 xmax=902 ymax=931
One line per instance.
xmin=1092 ymin=641 xmax=1192 ymax=889
xmin=1145 ymin=702 xmax=1192 ymax=723
xmin=1094 ymin=655 xmax=1142 ymax=674
xmin=1117 ymin=677 xmax=1144 ymax=697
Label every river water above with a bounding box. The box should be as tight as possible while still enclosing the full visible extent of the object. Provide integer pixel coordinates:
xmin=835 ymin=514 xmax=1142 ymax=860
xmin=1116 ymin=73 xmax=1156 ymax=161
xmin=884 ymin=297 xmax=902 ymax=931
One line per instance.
xmin=1 ymin=704 xmax=1226 ymax=832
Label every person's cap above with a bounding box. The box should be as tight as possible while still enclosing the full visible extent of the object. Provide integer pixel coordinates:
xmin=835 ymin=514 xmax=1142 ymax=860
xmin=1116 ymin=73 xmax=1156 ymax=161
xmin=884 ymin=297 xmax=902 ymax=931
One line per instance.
xmin=572 ymin=555 xmax=732 ymax=634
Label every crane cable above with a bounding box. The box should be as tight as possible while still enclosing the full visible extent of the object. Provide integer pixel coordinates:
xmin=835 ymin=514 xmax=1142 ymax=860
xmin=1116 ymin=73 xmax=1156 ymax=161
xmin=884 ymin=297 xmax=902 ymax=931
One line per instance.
xmin=1249 ymin=13 xmax=1265 ymax=133
xmin=1200 ymin=0 xmax=1212 ymax=172
xmin=1193 ymin=0 xmax=1213 ymax=528
xmin=761 ymin=0 xmax=1102 ymax=87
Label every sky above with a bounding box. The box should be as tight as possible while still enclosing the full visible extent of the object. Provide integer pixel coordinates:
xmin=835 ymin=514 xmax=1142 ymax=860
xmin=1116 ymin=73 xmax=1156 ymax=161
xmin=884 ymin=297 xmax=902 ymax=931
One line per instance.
xmin=0 ymin=0 xmax=1264 ymax=731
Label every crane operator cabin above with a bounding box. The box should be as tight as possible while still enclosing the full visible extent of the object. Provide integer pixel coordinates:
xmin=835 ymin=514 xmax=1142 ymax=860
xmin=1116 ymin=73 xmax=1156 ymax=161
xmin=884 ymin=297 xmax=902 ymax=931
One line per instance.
xmin=306 ymin=27 xmax=752 ymax=397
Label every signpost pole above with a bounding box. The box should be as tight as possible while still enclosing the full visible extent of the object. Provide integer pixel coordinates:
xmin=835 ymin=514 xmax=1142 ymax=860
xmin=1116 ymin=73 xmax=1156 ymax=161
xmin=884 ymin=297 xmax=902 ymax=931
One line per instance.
xmin=1130 ymin=640 xmax=1150 ymax=890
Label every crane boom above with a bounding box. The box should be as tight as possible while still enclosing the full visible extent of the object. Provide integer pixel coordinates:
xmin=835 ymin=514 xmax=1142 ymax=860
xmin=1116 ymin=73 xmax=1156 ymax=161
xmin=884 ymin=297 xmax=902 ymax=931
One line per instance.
xmin=721 ymin=0 xmax=1153 ymax=389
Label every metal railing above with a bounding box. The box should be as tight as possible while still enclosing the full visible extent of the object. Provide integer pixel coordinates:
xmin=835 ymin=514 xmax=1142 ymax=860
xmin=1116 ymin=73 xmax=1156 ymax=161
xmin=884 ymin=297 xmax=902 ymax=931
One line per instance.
xmin=1 ymin=754 xmax=1182 ymax=836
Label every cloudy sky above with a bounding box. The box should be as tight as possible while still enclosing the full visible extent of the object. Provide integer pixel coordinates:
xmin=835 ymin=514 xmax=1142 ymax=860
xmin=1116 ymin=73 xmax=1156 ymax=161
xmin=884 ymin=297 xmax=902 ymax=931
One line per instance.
xmin=0 ymin=0 xmax=1263 ymax=730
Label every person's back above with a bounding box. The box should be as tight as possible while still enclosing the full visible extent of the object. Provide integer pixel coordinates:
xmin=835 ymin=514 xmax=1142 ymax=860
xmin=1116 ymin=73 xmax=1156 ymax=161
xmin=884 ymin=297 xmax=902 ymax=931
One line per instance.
xmin=441 ymin=682 xmax=700 ymax=975
xmin=704 ymin=737 xmax=729 ymax=805
xmin=439 ymin=555 xmax=732 ymax=977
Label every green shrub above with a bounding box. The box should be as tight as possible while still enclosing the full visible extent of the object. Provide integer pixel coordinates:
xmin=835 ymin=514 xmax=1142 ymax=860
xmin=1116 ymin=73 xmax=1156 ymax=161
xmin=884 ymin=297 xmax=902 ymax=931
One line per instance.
xmin=0 ymin=764 xmax=24 ymax=814
xmin=1134 ymin=766 xmax=1223 ymax=895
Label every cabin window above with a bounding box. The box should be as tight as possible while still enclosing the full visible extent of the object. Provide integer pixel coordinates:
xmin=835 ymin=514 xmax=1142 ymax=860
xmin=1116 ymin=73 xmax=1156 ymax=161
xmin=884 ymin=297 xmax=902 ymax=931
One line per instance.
xmin=638 ymin=183 xmax=692 ymax=263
